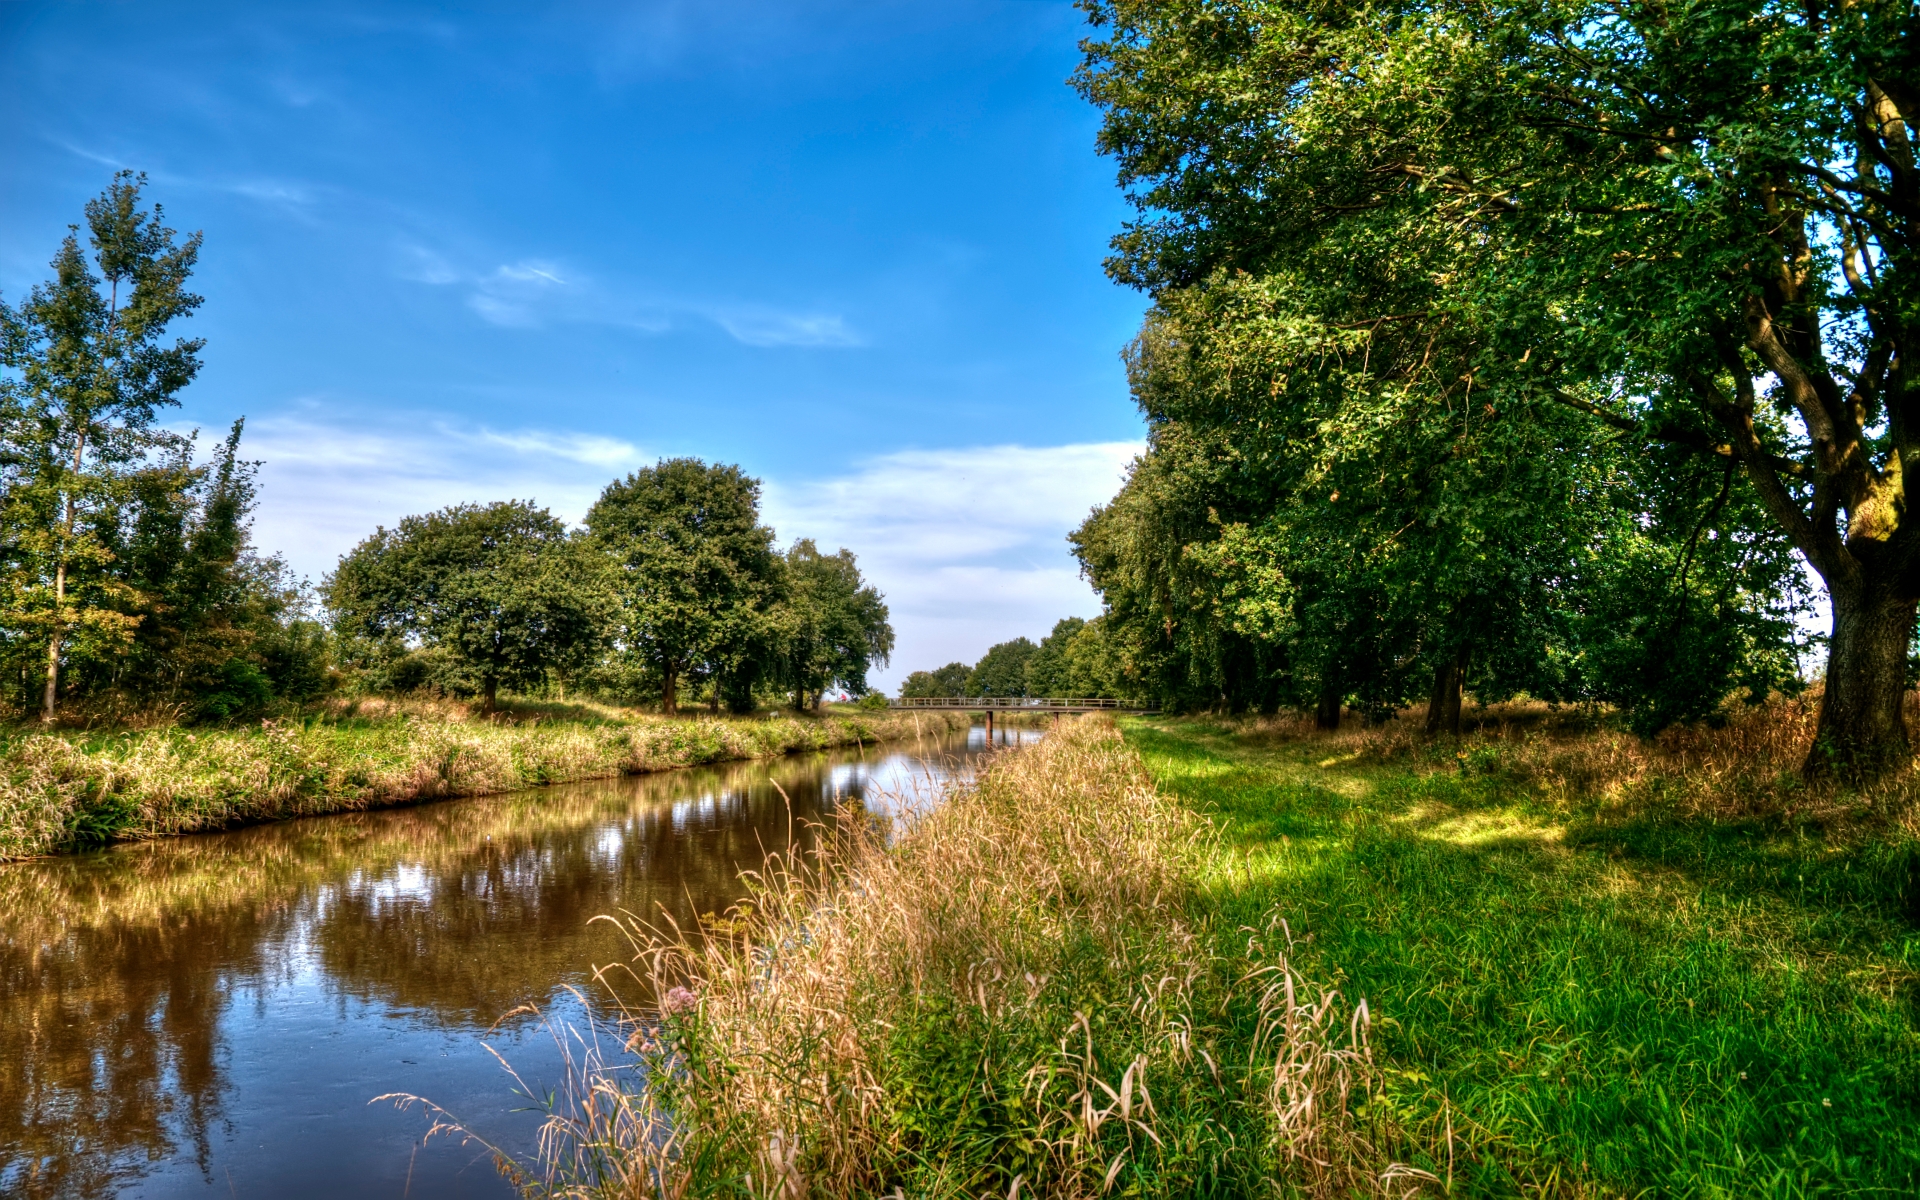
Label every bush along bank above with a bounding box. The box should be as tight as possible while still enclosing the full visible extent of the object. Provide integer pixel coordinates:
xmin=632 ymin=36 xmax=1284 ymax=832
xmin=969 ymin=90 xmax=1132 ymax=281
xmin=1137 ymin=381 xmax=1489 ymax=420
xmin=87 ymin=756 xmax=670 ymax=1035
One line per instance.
xmin=0 ymin=706 xmax=968 ymax=861
xmin=511 ymin=715 xmax=1428 ymax=1199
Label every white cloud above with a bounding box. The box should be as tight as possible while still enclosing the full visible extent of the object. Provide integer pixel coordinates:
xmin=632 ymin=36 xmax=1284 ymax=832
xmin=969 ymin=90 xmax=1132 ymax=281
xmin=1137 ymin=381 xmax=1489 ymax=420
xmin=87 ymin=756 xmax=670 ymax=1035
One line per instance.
xmin=763 ymin=442 xmax=1140 ymax=690
xmin=227 ymin=411 xmax=648 ymax=581
xmin=227 ymin=414 xmax=1136 ymax=691
xmin=711 ymin=308 xmax=861 ymax=348
xmin=392 ymin=242 xmax=860 ymax=345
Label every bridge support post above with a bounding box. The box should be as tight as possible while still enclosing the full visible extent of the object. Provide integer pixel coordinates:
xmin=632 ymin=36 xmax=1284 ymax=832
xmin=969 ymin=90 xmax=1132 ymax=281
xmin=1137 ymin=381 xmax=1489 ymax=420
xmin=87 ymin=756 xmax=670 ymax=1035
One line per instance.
xmin=985 ymin=709 xmax=993 ymax=742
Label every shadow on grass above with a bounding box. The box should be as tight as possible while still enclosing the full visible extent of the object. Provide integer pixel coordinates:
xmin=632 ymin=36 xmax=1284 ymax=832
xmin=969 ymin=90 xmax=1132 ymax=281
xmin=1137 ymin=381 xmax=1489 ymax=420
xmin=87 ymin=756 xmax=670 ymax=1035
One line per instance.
xmin=1125 ymin=716 xmax=1920 ymax=1198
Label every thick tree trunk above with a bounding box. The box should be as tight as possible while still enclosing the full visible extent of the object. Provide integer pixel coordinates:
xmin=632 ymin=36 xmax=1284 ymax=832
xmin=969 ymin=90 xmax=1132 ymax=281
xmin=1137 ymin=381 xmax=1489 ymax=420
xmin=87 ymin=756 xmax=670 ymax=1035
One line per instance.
xmin=482 ymin=675 xmax=498 ymax=713
xmin=1808 ymin=588 xmax=1915 ymax=782
xmin=662 ymin=665 xmax=678 ymax=716
xmin=1425 ymin=646 xmax=1469 ymax=736
xmin=1315 ymin=680 xmax=1342 ymax=730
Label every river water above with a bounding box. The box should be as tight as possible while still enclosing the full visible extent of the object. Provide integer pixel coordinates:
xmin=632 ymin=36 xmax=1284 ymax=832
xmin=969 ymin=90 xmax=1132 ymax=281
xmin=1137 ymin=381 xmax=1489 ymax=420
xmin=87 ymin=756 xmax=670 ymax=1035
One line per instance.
xmin=1 ymin=722 xmax=1036 ymax=1199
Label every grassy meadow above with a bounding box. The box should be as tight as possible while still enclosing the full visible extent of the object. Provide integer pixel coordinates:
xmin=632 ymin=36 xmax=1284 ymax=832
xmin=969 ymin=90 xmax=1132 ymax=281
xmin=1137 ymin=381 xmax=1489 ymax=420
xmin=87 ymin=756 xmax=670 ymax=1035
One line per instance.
xmin=515 ymin=704 xmax=1920 ymax=1198
xmin=0 ymin=697 xmax=967 ymax=861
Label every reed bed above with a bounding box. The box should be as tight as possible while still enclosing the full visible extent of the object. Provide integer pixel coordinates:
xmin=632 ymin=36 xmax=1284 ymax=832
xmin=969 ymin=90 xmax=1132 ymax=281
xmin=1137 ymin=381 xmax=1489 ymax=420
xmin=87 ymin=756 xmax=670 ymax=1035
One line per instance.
xmin=0 ymin=706 xmax=966 ymax=861
xmin=504 ymin=716 xmax=1434 ymax=1199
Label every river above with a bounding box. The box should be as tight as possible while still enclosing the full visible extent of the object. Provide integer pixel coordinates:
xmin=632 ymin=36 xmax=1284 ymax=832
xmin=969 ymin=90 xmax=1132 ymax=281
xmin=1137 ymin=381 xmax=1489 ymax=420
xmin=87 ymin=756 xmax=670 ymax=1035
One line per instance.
xmin=0 ymin=722 xmax=1036 ymax=1198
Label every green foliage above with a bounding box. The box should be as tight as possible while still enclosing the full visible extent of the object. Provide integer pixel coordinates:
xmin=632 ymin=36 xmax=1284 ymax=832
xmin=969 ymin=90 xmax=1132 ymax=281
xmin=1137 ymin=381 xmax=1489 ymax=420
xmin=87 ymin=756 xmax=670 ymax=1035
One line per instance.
xmin=585 ymin=459 xmax=782 ymax=714
xmin=0 ymin=172 xmax=205 ymax=717
xmin=0 ymin=175 xmax=330 ymax=722
xmin=1023 ymin=617 xmax=1085 ymax=697
xmin=1063 ymin=7 xmax=1836 ymax=728
xmin=1072 ymin=0 xmax=1915 ymax=767
xmin=776 ymin=538 xmax=893 ymax=707
xmin=965 ymin=637 xmax=1036 ymax=697
xmin=325 ymin=501 xmax=606 ymax=708
xmin=899 ymin=661 xmax=971 ymax=698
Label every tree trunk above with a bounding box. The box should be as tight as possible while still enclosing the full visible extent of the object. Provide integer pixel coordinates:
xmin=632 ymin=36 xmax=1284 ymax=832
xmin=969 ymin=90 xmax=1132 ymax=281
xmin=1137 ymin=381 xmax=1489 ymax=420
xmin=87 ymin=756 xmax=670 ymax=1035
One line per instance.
xmin=709 ymin=672 xmax=721 ymax=715
xmin=1807 ymin=588 xmax=1915 ymax=782
xmin=1315 ymin=680 xmax=1342 ymax=730
xmin=43 ymin=559 xmax=65 ymax=723
xmin=1425 ymin=646 xmax=1469 ymax=737
xmin=482 ymin=675 xmax=498 ymax=713
xmin=662 ymin=665 xmax=678 ymax=716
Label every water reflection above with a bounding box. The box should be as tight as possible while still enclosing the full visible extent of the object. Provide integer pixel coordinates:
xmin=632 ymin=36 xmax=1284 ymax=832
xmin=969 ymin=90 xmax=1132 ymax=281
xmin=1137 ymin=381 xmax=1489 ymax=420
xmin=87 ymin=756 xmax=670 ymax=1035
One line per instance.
xmin=0 ymin=724 xmax=1028 ymax=1198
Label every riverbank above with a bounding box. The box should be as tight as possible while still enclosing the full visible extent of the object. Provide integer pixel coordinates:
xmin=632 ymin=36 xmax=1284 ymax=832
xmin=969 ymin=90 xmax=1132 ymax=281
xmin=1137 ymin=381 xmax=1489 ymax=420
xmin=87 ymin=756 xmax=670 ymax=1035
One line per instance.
xmin=525 ymin=707 xmax=1920 ymax=1197
xmin=0 ymin=700 xmax=968 ymax=861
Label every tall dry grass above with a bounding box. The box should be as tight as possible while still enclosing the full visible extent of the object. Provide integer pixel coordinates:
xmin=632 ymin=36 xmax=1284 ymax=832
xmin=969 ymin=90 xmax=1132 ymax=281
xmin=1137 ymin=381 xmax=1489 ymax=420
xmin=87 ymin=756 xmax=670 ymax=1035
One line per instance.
xmin=0 ymin=707 xmax=967 ymax=861
xmin=1246 ymin=689 xmax=1920 ymax=834
xmin=498 ymin=717 xmax=1434 ymax=1199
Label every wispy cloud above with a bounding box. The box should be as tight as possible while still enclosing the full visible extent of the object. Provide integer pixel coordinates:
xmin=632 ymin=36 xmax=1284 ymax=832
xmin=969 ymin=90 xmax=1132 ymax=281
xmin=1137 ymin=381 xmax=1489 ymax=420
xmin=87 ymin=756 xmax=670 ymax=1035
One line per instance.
xmin=223 ymin=411 xmax=649 ymax=578
xmin=711 ymin=307 xmax=862 ymax=348
xmin=55 ymin=140 xmax=324 ymax=215
xmin=394 ymin=241 xmax=858 ymax=345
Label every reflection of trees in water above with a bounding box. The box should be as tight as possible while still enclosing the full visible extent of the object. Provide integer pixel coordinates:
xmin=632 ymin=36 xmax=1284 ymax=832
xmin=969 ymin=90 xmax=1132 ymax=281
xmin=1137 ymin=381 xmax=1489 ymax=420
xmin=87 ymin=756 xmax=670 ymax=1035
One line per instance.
xmin=0 ymin=866 xmax=286 ymax=1199
xmin=0 ymin=741 xmax=923 ymax=1200
xmin=310 ymin=760 xmax=845 ymax=1023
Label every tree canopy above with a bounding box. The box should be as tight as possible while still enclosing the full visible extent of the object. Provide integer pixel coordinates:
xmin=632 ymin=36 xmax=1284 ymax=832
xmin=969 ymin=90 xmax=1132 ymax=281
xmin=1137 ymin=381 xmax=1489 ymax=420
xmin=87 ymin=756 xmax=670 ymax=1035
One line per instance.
xmin=325 ymin=501 xmax=606 ymax=710
xmin=777 ymin=539 xmax=894 ymax=709
xmin=1072 ymin=0 xmax=1892 ymax=764
xmin=585 ymin=459 xmax=782 ymax=715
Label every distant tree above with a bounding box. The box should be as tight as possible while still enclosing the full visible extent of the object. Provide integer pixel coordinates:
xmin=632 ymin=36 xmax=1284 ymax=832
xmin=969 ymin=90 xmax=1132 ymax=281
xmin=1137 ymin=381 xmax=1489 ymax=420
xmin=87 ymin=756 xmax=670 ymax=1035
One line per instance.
xmin=585 ymin=459 xmax=781 ymax=715
xmin=967 ymin=638 xmax=1038 ymax=698
xmin=1061 ymin=617 xmax=1128 ymax=699
xmin=777 ymin=539 xmax=893 ymax=709
xmin=1024 ymin=618 xmax=1087 ymax=698
xmin=0 ymin=172 xmax=205 ymax=720
xmin=900 ymin=661 xmax=971 ymax=698
xmin=325 ymin=501 xmax=606 ymax=710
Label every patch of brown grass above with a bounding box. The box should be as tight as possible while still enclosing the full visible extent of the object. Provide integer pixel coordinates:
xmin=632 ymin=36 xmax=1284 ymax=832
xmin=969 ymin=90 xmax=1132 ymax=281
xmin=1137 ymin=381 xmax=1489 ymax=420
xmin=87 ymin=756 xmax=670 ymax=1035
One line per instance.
xmin=1230 ymin=690 xmax=1920 ymax=834
xmin=493 ymin=717 xmax=1434 ymax=1198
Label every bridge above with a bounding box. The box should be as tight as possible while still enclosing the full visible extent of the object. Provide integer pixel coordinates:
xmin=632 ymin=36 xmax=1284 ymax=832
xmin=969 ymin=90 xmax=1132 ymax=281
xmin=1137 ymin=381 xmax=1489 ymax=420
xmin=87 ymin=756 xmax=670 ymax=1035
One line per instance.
xmin=889 ymin=697 xmax=1158 ymax=714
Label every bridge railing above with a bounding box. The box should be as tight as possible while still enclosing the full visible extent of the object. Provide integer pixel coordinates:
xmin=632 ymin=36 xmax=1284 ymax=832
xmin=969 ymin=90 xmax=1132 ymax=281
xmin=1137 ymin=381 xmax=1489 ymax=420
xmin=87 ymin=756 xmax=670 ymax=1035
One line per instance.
xmin=889 ymin=696 xmax=1133 ymax=710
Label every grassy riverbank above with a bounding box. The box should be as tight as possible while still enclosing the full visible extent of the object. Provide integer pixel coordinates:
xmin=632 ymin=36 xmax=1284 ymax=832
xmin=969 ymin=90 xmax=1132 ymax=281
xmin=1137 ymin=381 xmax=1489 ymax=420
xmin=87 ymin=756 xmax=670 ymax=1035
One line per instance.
xmin=0 ymin=699 xmax=967 ymax=861
xmin=524 ymin=706 xmax=1920 ymax=1198
xmin=1133 ymin=710 xmax=1920 ymax=1196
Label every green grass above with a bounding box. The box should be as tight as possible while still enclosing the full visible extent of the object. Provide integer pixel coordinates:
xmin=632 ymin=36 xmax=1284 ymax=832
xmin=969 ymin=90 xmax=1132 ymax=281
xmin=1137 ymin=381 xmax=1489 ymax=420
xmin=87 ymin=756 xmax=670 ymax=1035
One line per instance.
xmin=0 ymin=700 xmax=967 ymax=861
xmin=1127 ymin=716 xmax=1920 ymax=1197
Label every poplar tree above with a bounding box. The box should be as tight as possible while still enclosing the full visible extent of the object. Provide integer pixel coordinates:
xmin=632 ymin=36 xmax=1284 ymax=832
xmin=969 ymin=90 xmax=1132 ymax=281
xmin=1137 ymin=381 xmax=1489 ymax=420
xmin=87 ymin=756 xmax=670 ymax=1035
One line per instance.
xmin=0 ymin=173 xmax=204 ymax=720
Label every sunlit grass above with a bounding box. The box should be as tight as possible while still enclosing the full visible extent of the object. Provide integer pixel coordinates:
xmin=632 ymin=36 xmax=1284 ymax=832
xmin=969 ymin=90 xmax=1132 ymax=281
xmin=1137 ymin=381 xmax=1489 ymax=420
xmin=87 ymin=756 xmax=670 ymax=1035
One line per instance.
xmin=503 ymin=717 xmax=1428 ymax=1198
xmin=1130 ymin=712 xmax=1920 ymax=1197
xmin=0 ymin=704 xmax=968 ymax=860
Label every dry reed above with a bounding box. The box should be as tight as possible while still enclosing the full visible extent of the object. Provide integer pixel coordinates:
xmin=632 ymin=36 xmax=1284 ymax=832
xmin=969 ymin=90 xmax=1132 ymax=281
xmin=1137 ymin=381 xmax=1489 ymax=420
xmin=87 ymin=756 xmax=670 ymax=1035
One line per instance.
xmin=0 ymin=708 xmax=967 ymax=861
xmin=510 ymin=716 xmax=1434 ymax=1198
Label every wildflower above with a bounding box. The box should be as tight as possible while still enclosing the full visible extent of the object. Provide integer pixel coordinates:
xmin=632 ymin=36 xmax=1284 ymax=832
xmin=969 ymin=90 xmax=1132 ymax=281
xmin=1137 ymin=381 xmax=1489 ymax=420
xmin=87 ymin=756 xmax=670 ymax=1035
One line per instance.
xmin=664 ymin=986 xmax=698 ymax=1014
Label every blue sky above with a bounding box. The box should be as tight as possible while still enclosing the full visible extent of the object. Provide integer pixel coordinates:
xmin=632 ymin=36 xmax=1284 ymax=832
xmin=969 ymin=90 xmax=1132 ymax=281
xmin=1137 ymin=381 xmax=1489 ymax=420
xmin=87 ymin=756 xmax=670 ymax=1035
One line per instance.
xmin=0 ymin=2 xmax=1148 ymax=688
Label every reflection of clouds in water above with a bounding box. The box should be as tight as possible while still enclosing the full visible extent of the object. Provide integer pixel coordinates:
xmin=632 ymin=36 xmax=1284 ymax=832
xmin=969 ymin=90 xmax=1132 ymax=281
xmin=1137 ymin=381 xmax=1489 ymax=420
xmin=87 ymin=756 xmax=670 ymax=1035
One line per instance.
xmin=0 ymin=724 xmax=1006 ymax=1200
xmin=346 ymin=862 xmax=436 ymax=909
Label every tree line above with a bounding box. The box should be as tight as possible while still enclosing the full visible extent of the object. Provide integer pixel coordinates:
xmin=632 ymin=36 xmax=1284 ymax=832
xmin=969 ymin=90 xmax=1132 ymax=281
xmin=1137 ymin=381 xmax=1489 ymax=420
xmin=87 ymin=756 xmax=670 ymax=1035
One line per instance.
xmin=0 ymin=175 xmax=892 ymax=722
xmin=898 ymin=616 xmax=1127 ymax=700
xmin=1064 ymin=0 xmax=1913 ymax=778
